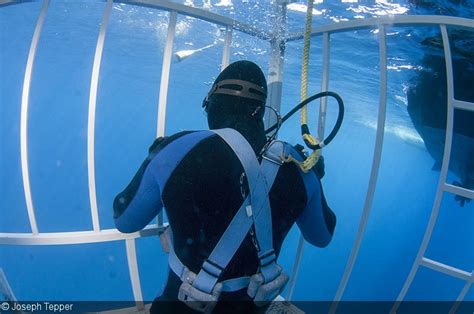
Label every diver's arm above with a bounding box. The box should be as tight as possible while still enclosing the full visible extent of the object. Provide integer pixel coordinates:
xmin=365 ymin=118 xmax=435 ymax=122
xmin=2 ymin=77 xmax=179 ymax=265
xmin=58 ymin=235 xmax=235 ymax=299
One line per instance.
xmin=113 ymin=132 xmax=194 ymax=233
xmin=296 ymin=176 xmax=336 ymax=247
xmin=113 ymin=137 xmax=167 ymax=233
xmin=114 ymin=165 xmax=163 ymax=233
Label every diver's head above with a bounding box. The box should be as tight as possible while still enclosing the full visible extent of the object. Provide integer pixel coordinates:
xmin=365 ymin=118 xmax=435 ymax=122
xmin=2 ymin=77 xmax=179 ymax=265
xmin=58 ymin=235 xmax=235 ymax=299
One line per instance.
xmin=203 ymin=60 xmax=267 ymax=130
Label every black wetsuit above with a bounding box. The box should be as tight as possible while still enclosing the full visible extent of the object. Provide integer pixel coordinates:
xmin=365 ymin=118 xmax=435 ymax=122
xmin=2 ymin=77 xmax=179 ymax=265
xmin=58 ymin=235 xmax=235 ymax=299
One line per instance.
xmin=113 ymin=130 xmax=336 ymax=313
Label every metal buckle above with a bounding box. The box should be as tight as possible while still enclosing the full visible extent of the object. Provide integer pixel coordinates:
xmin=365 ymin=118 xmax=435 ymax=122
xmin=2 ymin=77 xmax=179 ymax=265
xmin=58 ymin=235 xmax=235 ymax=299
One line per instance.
xmin=247 ymin=264 xmax=289 ymax=307
xmin=202 ymin=259 xmax=224 ymax=279
xmin=262 ymin=141 xmax=286 ymax=165
xmin=262 ymin=154 xmax=284 ymax=166
xmin=178 ymin=281 xmax=221 ymax=313
xmin=177 ymin=269 xmax=223 ymax=313
xmin=258 ymin=249 xmax=276 ymax=267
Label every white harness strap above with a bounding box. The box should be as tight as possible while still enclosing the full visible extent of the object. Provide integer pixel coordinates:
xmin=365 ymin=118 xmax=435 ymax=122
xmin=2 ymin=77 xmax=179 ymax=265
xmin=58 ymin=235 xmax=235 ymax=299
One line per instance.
xmin=168 ymin=129 xmax=288 ymax=294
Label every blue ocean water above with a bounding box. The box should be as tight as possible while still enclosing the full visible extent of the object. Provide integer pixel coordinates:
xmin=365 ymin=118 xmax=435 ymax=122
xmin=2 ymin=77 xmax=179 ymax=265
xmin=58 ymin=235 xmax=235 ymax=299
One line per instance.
xmin=1 ymin=0 xmax=473 ymax=306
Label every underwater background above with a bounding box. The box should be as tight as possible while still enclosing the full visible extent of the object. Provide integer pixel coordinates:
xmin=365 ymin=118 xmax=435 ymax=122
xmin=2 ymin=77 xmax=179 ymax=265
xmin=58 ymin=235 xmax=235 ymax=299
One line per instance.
xmin=1 ymin=0 xmax=473 ymax=309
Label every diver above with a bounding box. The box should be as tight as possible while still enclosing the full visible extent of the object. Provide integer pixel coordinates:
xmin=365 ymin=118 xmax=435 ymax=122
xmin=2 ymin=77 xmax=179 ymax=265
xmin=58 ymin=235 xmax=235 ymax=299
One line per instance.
xmin=113 ymin=60 xmax=336 ymax=313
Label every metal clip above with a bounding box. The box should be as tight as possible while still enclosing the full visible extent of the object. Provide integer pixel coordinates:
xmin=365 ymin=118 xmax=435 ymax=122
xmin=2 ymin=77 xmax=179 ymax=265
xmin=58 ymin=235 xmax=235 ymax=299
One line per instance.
xmin=177 ymin=269 xmax=222 ymax=313
xmin=262 ymin=154 xmax=284 ymax=166
xmin=246 ymin=205 xmax=253 ymax=217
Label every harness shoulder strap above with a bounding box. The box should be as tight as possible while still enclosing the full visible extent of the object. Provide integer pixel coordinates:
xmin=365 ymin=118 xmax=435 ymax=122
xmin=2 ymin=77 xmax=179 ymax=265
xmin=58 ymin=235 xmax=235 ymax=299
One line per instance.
xmin=168 ymin=129 xmax=289 ymax=294
xmin=252 ymin=140 xmax=288 ymax=282
xmin=190 ymin=128 xmax=262 ymax=294
xmin=192 ymin=129 xmax=286 ymax=293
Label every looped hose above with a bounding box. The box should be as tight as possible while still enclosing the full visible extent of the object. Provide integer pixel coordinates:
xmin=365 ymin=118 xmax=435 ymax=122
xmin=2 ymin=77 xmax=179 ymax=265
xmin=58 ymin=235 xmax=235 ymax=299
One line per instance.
xmin=265 ymin=91 xmax=345 ymax=152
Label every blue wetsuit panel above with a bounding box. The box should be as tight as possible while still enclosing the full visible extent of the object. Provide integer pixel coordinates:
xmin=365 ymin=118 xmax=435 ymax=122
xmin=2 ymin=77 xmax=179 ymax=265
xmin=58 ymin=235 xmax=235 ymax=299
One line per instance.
xmin=147 ymin=131 xmax=214 ymax=189
xmin=296 ymin=177 xmax=332 ymax=247
xmin=114 ymin=167 xmax=163 ymax=233
xmin=114 ymin=131 xmax=214 ymax=233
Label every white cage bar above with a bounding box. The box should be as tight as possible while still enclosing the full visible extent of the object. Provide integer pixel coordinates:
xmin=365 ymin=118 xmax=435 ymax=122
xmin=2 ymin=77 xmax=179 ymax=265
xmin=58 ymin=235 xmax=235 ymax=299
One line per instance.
xmin=391 ymin=23 xmax=474 ymax=313
xmin=87 ymin=0 xmax=113 ymax=232
xmin=1 ymin=0 xmax=473 ymax=310
xmin=125 ymin=239 xmax=145 ymax=311
xmin=1 ymin=1 xmax=277 ymax=310
xmin=155 ymin=10 xmax=177 ymax=139
xmin=0 ymin=268 xmax=18 ymax=303
xmin=221 ymin=26 xmax=232 ymax=71
xmin=318 ymin=31 xmax=330 ymax=139
xmin=330 ymin=25 xmax=388 ymax=314
xmin=19 ymin=0 xmax=50 ymax=235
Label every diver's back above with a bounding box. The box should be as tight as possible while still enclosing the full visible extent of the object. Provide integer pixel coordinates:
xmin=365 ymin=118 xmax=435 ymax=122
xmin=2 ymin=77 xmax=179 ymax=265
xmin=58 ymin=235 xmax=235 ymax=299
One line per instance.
xmin=160 ymin=133 xmax=307 ymax=293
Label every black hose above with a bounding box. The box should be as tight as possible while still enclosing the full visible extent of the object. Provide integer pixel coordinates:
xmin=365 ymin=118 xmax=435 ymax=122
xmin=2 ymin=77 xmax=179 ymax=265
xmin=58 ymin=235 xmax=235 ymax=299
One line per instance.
xmin=265 ymin=91 xmax=344 ymax=150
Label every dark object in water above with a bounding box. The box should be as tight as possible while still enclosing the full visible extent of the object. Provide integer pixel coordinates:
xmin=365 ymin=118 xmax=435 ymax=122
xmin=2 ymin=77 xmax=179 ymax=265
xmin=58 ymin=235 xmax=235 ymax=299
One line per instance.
xmin=407 ymin=53 xmax=474 ymax=206
xmin=421 ymin=30 xmax=474 ymax=60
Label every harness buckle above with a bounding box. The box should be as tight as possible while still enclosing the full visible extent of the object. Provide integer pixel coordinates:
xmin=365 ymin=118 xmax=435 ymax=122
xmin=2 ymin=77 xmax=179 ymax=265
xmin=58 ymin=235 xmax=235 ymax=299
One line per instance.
xmin=177 ymin=269 xmax=223 ymax=313
xmin=262 ymin=141 xmax=287 ymax=166
xmin=262 ymin=154 xmax=284 ymax=166
xmin=247 ymin=264 xmax=289 ymax=307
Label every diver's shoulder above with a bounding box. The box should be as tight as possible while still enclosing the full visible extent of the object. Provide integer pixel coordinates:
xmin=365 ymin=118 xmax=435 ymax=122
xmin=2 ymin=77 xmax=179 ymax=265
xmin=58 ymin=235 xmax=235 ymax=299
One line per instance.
xmin=148 ymin=130 xmax=197 ymax=155
xmin=157 ymin=130 xmax=227 ymax=153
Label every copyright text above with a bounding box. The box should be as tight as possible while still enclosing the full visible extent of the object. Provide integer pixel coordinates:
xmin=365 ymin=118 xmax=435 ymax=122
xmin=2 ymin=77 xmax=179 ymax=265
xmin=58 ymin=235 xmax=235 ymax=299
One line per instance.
xmin=1 ymin=302 xmax=73 ymax=312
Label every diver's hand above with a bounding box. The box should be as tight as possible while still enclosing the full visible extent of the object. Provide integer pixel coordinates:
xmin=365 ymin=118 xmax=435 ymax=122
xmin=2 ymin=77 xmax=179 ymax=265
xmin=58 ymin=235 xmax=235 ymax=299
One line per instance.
xmin=293 ymin=144 xmax=307 ymax=159
xmin=292 ymin=144 xmax=325 ymax=180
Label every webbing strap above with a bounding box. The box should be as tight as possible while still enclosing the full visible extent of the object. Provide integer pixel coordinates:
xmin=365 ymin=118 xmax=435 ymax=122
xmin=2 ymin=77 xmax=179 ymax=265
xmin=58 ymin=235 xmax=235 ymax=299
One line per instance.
xmin=191 ymin=129 xmax=283 ymax=293
xmin=191 ymin=129 xmax=263 ymax=293
xmin=168 ymin=232 xmax=251 ymax=292
xmin=212 ymin=129 xmax=261 ymax=199
xmin=191 ymin=195 xmax=254 ymax=293
xmin=254 ymin=141 xmax=286 ymax=282
xmin=166 ymin=129 xmax=287 ymax=294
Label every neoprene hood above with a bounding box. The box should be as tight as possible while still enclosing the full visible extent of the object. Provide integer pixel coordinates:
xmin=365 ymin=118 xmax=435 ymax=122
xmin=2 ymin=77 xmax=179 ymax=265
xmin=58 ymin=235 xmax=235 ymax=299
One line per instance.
xmin=204 ymin=61 xmax=268 ymax=122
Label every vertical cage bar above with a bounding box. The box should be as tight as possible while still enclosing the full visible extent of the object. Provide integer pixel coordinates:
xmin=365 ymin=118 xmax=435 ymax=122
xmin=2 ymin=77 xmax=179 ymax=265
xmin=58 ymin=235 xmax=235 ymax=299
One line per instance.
xmin=20 ymin=0 xmax=50 ymax=235
xmin=265 ymin=38 xmax=285 ymax=130
xmin=286 ymin=236 xmax=304 ymax=300
xmin=125 ymin=239 xmax=145 ymax=311
xmin=391 ymin=24 xmax=456 ymax=313
xmin=0 ymin=268 xmax=17 ymax=303
xmin=449 ymin=278 xmax=473 ymax=314
xmin=330 ymin=25 xmax=388 ymax=313
xmin=156 ymin=10 xmax=177 ymax=138
xmin=221 ymin=26 xmax=232 ymax=71
xmin=317 ymin=32 xmax=330 ymax=140
xmin=265 ymin=0 xmax=286 ymax=131
xmin=87 ymin=0 xmax=113 ymax=232
xmin=293 ymin=34 xmax=329 ymax=301
xmin=156 ymin=11 xmax=177 ymax=232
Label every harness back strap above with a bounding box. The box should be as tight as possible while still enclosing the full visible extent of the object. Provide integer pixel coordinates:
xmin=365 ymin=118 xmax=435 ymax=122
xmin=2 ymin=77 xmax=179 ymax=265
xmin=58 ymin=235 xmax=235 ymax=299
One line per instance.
xmin=165 ymin=129 xmax=291 ymax=293
xmin=190 ymin=129 xmax=282 ymax=294
xmin=252 ymin=141 xmax=287 ymax=282
xmin=168 ymin=212 xmax=252 ymax=292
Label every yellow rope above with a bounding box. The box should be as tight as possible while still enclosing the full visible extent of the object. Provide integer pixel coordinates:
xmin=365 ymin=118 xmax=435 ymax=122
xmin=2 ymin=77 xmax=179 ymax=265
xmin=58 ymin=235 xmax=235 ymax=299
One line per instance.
xmin=300 ymin=0 xmax=313 ymax=123
xmin=283 ymin=150 xmax=319 ymax=174
xmin=286 ymin=0 xmax=320 ymax=173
